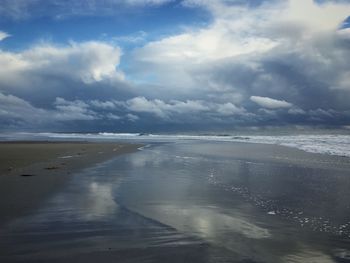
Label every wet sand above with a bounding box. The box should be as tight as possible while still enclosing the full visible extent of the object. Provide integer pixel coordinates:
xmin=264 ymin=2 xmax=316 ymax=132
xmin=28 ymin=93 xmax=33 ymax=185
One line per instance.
xmin=0 ymin=140 xmax=350 ymax=262
xmin=0 ymin=141 xmax=142 ymax=225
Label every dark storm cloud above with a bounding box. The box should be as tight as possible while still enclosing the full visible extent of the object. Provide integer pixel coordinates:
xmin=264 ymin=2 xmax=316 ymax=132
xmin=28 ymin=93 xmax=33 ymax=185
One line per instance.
xmin=0 ymin=41 xmax=134 ymax=106
xmin=187 ymin=30 xmax=350 ymax=124
xmin=0 ymin=41 xmax=139 ymax=131
xmin=126 ymin=0 xmax=350 ymax=128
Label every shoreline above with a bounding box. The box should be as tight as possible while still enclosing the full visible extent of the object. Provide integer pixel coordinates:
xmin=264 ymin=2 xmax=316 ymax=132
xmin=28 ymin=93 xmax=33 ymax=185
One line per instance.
xmin=2 ymin=132 xmax=349 ymax=158
xmin=0 ymin=141 xmax=142 ymax=225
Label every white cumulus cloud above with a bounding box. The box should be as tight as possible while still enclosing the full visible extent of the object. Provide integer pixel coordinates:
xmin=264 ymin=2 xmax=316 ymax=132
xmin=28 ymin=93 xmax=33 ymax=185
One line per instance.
xmin=250 ymin=96 xmax=293 ymax=109
xmin=0 ymin=31 xmax=10 ymax=41
xmin=22 ymin=41 xmax=123 ymax=83
xmin=0 ymin=40 xmax=129 ymax=108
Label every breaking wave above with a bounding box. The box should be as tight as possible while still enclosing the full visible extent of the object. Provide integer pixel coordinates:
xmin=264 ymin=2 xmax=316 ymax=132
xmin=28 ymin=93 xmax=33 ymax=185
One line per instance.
xmin=2 ymin=132 xmax=350 ymax=157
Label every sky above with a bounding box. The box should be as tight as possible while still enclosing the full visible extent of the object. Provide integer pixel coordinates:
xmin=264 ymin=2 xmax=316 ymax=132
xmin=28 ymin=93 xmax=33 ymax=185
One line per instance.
xmin=0 ymin=0 xmax=350 ymax=132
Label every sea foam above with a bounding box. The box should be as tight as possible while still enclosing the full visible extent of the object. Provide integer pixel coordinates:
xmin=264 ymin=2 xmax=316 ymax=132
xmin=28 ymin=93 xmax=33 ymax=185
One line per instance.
xmin=2 ymin=132 xmax=350 ymax=157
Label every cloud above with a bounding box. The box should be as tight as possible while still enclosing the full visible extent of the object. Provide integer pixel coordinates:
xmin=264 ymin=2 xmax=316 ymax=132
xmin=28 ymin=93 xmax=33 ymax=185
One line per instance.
xmin=250 ymin=96 xmax=293 ymax=109
xmin=1 ymin=0 xmax=350 ymax=131
xmin=128 ymin=0 xmax=350 ymax=127
xmin=0 ymin=40 xmax=132 ymax=108
xmin=119 ymin=96 xmax=247 ymax=121
xmin=124 ymin=0 xmax=174 ymax=6
xmin=0 ymin=92 xmax=140 ymax=130
xmin=183 ymin=0 xmax=349 ymax=33
xmin=134 ymin=25 xmax=276 ymax=63
xmin=90 ymin=100 xmax=117 ymax=110
xmin=117 ymin=96 xmax=211 ymax=120
xmin=0 ymin=92 xmax=46 ymax=123
xmin=0 ymin=31 xmax=10 ymax=41
xmin=282 ymin=0 xmax=349 ymax=32
xmin=0 ymin=40 xmax=139 ymax=130
xmin=126 ymin=113 xmax=140 ymax=122
xmin=126 ymin=97 xmax=170 ymax=118
xmin=288 ymin=108 xmax=306 ymax=115
xmin=132 ymin=0 xmax=350 ymax=74
xmin=21 ymin=41 xmax=123 ymax=83
xmin=113 ymin=31 xmax=148 ymax=44
xmin=216 ymin=103 xmax=246 ymax=116
xmin=0 ymin=92 xmax=99 ymax=130
xmin=0 ymin=41 xmax=123 ymax=84
xmin=54 ymin=98 xmax=97 ymax=121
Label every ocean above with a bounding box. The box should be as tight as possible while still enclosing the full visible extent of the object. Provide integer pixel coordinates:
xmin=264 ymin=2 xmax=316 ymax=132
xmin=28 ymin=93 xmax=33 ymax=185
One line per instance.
xmin=2 ymin=131 xmax=350 ymax=157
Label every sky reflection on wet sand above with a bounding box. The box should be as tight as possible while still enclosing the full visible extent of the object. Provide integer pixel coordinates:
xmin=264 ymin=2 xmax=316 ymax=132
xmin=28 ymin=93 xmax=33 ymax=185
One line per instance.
xmin=1 ymin=141 xmax=350 ymax=262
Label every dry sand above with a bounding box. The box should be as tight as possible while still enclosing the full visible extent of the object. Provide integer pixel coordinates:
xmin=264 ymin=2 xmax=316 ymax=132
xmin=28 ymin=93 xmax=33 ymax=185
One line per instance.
xmin=0 ymin=141 xmax=142 ymax=225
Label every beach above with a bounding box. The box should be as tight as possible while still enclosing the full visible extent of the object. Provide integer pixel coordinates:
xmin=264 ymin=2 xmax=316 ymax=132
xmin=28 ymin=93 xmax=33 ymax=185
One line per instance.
xmin=0 ymin=141 xmax=142 ymax=225
xmin=1 ymin=0 xmax=350 ymax=261
xmin=0 ymin=139 xmax=349 ymax=262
